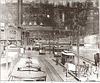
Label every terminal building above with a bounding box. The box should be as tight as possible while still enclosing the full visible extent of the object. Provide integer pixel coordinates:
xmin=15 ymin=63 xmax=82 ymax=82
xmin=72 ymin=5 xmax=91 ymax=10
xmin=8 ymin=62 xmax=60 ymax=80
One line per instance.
xmin=0 ymin=0 xmax=100 ymax=82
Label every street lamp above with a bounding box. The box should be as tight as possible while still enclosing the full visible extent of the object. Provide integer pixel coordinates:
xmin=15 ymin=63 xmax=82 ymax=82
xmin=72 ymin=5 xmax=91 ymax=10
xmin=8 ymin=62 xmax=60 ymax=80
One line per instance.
xmin=40 ymin=22 xmax=43 ymax=25
xmin=33 ymin=21 xmax=37 ymax=25
xmin=29 ymin=22 xmax=32 ymax=25
xmin=47 ymin=14 xmax=50 ymax=18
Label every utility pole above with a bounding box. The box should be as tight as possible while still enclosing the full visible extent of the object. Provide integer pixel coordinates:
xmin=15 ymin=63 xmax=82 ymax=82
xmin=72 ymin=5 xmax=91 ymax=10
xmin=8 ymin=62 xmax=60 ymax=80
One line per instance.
xmin=48 ymin=32 xmax=51 ymax=54
xmin=0 ymin=0 xmax=1 ymax=80
xmin=0 ymin=27 xmax=2 ymax=80
xmin=18 ymin=0 xmax=23 ymax=46
xmin=77 ymin=25 xmax=80 ymax=77
xmin=98 ymin=0 xmax=100 ymax=79
xmin=18 ymin=0 xmax=22 ymax=27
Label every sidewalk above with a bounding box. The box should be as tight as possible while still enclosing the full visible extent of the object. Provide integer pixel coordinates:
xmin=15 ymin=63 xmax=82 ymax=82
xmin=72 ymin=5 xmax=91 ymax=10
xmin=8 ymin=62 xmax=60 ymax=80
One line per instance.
xmin=45 ymin=53 xmax=77 ymax=82
xmin=1 ymin=55 xmax=21 ymax=80
xmin=45 ymin=53 xmax=100 ymax=82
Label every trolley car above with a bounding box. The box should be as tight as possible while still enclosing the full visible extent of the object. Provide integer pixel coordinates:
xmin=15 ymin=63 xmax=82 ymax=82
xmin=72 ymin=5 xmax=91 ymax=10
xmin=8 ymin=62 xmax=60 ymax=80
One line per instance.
xmin=61 ymin=50 xmax=76 ymax=71
xmin=61 ymin=50 xmax=75 ymax=64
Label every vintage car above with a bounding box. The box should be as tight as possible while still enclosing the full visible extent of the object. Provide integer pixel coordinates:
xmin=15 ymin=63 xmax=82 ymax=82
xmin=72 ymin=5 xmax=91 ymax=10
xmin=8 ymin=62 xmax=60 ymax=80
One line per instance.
xmin=34 ymin=43 xmax=41 ymax=51
xmin=39 ymin=47 xmax=46 ymax=55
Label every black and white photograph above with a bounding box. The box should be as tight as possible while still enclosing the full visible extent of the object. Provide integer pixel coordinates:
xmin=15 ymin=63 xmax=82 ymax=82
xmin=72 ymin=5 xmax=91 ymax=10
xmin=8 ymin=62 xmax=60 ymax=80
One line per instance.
xmin=0 ymin=0 xmax=100 ymax=82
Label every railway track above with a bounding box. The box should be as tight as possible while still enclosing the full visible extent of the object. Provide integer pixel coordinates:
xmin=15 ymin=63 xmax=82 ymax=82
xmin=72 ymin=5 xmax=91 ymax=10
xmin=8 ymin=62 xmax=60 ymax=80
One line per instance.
xmin=44 ymin=58 xmax=63 ymax=81
xmin=40 ymin=57 xmax=55 ymax=81
xmin=75 ymin=55 xmax=95 ymax=65
xmin=40 ymin=57 xmax=63 ymax=81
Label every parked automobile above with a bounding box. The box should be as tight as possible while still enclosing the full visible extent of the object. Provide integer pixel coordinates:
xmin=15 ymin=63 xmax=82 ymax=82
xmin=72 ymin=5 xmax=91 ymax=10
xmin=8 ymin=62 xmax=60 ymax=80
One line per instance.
xmin=39 ymin=47 xmax=46 ymax=55
xmin=34 ymin=43 xmax=41 ymax=51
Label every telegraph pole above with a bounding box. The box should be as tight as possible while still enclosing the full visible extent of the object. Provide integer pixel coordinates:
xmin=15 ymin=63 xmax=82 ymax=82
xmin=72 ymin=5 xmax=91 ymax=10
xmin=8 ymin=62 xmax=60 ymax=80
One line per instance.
xmin=18 ymin=0 xmax=22 ymax=27
xmin=18 ymin=0 xmax=23 ymax=46
xmin=77 ymin=25 xmax=80 ymax=77
xmin=0 ymin=0 xmax=1 ymax=80
xmin=98 ymin=0 xmax=100 ymax=79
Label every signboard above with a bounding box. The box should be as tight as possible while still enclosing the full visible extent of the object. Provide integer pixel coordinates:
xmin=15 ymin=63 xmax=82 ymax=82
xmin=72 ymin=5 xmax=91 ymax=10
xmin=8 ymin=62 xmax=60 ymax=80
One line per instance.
xmin=0 ymin=30 xmax=5 ymax=40
xmin=6 ymin=26 xmax=21 ymax=40
xmin=0 ymin=26 xmax=21 ymax=40
xmin=8 ymin=29 xmax=16 ymax=39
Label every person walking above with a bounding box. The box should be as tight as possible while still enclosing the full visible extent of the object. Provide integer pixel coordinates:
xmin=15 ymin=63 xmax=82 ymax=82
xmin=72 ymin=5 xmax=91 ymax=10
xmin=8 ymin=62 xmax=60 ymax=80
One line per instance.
xmin=82 ymin=62 xmax=87 ymax=74
xmin=64 ymin=61 xmax=68 ymax=77
xmin=56 ymin=57 xmax=59 ymax=65
xmin=94 ymin=53 xmax=99 ymax=66
xmin=94 ymin=54 xmax=97 ymax=66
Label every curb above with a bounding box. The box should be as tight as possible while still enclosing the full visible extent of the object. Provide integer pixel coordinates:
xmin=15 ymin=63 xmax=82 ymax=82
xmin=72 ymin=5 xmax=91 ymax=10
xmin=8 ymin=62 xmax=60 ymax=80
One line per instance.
xmin=52 ymin=59 xmax=81 ymax=81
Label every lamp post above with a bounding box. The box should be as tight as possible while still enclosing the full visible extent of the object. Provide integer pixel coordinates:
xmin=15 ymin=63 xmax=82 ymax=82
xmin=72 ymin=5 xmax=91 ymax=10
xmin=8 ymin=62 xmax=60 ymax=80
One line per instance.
xmin=0 ymin=23 xmax=1 ymax=80
xmin=5 ymin=25 xmax=8 ymax=71
xmin=98 ymin=0 xmax=100 ymax=79
xmin=76 ymin=25 xmax=80 ymax=77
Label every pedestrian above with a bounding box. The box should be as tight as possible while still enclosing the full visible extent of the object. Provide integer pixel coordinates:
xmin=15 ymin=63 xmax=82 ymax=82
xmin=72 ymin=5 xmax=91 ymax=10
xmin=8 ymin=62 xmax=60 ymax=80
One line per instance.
xmin=94 ymin=54 xmax=97 ymax=66
xmin=64 ymin=61 xmax=68 ymax=77
xmin=53 ymin=46 xmax=55 ymax=54
xmin=56 ymin=57 xmax=59 ymax=65
xmin=94 ymin=53 xmax=99 ymax=66
xmin=82 ymin=61 xmax=89 ymax=75
xmin=61 ymin=57 xmax=65 ymax=65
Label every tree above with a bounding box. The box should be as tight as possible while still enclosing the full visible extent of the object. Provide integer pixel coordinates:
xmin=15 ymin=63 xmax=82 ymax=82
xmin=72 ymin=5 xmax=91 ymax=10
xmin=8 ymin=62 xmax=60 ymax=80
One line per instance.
xmin=70 ymin=0 xmax=97 ymax=77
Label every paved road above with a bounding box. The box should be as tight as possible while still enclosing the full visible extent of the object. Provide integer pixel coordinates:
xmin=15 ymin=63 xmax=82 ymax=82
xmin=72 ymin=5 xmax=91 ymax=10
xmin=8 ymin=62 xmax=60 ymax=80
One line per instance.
xmin=8 ymin=51 xmax=63 ymax=81
xmin=29 ymin=51 xmax=63 ymax=81
xmin=39 ymin=56 xmax=63 ymax=81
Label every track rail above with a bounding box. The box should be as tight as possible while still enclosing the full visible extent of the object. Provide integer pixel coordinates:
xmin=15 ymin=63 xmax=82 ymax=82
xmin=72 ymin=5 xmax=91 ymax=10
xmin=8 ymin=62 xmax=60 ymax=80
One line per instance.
xmin=75 ymin=55 xmax=95 ymax=65
xmin=44 ymin=59 xmax=63 ymax=81
xmin=40 ymin=58 xmax=55 ymax=81
xmin=40 ymin=57 xmax=63 ymax=81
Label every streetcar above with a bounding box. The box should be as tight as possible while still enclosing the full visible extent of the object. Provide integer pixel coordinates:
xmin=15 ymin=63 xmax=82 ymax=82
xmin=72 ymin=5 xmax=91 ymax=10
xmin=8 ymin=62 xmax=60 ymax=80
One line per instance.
xmin=61 ymin=50 xmax=76 ymax=71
